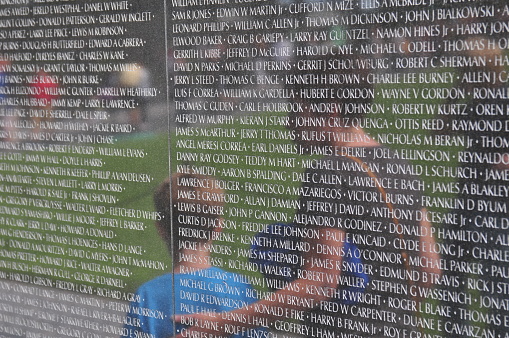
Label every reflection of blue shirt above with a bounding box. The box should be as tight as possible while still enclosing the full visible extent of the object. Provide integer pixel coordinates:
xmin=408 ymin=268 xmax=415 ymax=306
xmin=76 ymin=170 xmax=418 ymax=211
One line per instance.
xmin=124 ymin=267 xmax=264 ymax=338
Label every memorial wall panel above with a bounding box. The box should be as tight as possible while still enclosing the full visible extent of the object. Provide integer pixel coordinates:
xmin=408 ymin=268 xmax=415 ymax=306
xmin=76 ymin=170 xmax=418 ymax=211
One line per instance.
xmin=0 ymin=0 xmax=508 ymax=337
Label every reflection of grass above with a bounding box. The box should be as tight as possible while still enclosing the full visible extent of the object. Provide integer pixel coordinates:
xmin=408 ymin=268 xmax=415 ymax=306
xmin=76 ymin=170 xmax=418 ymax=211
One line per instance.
xmin=0 ymin=132 xmax=170 ymax=293
xmin=102 ymin=133 xmax=171 ymax=291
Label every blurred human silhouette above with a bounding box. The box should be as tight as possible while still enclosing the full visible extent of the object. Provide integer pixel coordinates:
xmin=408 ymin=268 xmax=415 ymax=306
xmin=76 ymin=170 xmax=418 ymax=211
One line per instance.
xmin=124 ymin=174 xmax=265 ymax=337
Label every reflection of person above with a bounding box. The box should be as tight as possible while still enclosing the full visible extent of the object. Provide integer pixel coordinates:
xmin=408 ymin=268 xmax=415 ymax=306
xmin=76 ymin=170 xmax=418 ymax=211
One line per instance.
xmin=124 ymin=174 xmax=264 ymax=338
xmin=176 ymin=59 xmax=440 ymax=337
